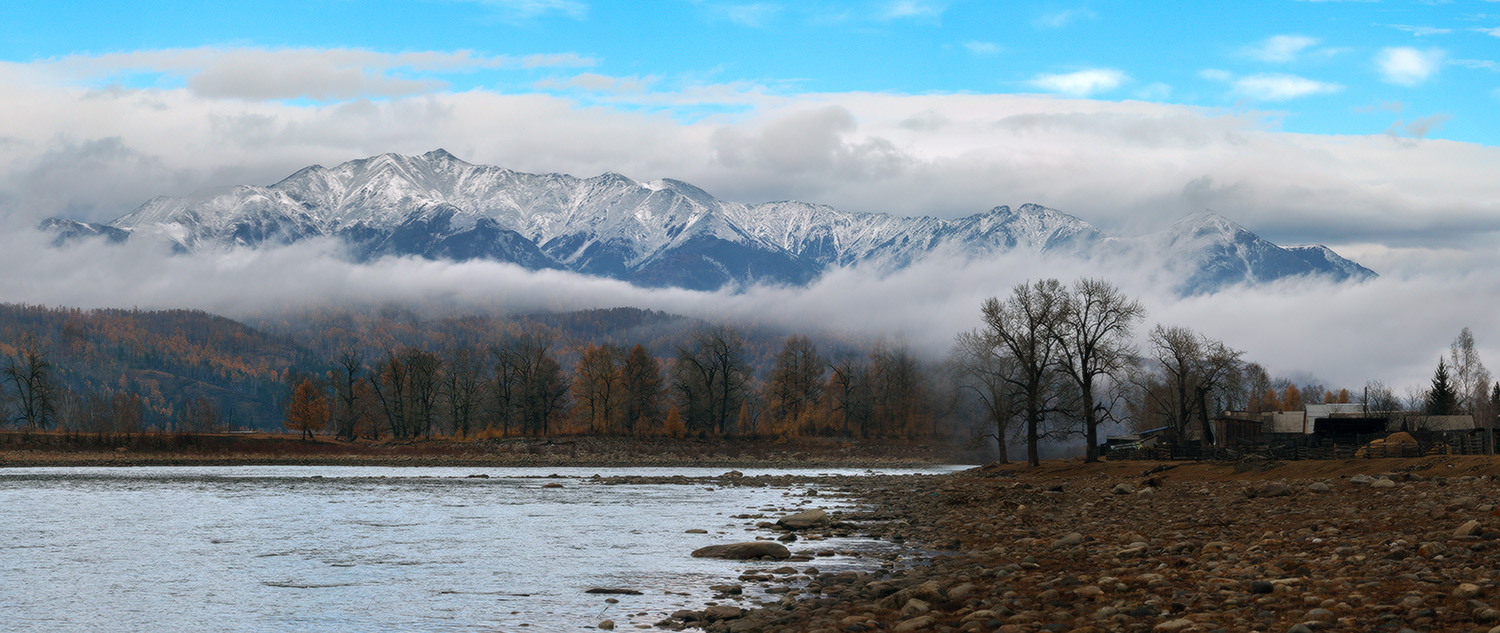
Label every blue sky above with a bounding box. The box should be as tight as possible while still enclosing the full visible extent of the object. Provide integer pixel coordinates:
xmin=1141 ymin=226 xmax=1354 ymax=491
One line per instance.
xmin=0 ymin=0 xmax=1498 ymax=390
xmin=3 ymin=0 xmax=1496 ymax=143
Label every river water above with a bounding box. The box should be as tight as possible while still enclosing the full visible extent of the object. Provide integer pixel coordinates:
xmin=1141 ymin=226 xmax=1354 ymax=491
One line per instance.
xmin=0 ymin=465 xmax=960 ymax=632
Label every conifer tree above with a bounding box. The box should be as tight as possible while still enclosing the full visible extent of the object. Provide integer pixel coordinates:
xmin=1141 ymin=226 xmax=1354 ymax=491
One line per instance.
xmin=1426 ymin=358 xmax=1458 ymax=416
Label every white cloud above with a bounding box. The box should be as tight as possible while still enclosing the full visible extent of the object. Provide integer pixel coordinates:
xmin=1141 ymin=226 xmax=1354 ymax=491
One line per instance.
xmin=1028 ymin=69 xmax=1128 ymax=97
xmin=1376 ymin=47 xmax=1446 ymax=86
xmin=35 ymin=47 xmax=598 ymax=101
xmin=1390 ymin=24 xmax=1453 ymax=37
xmin=2 ymin=52 xmax=1499 ymax=278
xmin=878 ymin=0 xmax=946 ymax=20
xmin=1133 ymin=82 xmax=1172 ymax=100
xmin=534 ymin=73 xmax=658 ymax=94
xmin=962 ymin=41 xmax=1001 ymax=56
xmin=1233 ymin=73 xmax=1343 ymax=100
xmin=460 ymin=0 xmax=589 ymax=20
xmin=1243 ymin=35 xmax=1321 ymax=63
xmin=1033 ymin=8 xmax=1097 ymax=28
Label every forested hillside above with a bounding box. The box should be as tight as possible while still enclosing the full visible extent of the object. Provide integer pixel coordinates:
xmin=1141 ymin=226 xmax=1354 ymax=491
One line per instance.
xmin=0 ymin=303 xmax=938 ymax=440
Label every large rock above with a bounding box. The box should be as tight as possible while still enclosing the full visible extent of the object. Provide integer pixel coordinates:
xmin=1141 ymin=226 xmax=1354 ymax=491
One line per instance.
xmin=776 ymin=509 xmax=829 ymax=530
xmin=691 ymin=542 xmax=791 ymax=560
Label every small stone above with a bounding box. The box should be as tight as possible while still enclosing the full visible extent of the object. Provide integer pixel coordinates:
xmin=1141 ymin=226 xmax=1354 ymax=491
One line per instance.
xmin=1305 ymin=608 xmax=1335 ymax=622
xmin=1250 ymin=581 xmax=1275 ymax=594
xmin=598 ymin=620 xmax=615 ymax=630
xmin=1350 ymin=474 xmax=1376 ymax=485
xmin=685 ymin=529 xmax=708 ymax=534
xmin=1051 ymin=532 xmax=1085 ymax=548
xmin=894 ymin=615 xmax=936 ymax=632
xmin=1371 ymin=478 xmax=1396 ymax=489
xmin=1136 ymin=487 xmax=1156 ymax=499
xmin=1112 ymin=483 xmax=1134 ymax=495
xmin=1309 ymin=482 xmax=1331 ymax=493
xmin=1457 ymin=520 xmax=1484 ymax=537
xmin=1455 ymin=583 xmax=1483 ymax=599
xmin=1154 ymin=619 xmax=1194 ymax=632
xmin=1286 ymin=625 xmax=1314 ymax=633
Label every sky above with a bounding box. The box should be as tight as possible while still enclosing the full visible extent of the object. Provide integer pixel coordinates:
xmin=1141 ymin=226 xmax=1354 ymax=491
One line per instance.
xmin=0 ymin=0 xmax=1498 ymax=393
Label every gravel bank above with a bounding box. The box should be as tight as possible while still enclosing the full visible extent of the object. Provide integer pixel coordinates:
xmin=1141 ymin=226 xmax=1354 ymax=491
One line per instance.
xmin=659 ymin=458 xmax=1500 ymax=633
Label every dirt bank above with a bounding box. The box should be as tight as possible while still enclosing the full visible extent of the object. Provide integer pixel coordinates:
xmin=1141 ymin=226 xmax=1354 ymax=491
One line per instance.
xmin=0 ymin=431 xmax=975 ymax=468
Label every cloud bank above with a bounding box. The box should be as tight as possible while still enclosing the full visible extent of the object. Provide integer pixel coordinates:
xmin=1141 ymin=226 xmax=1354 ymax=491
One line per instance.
xmin=1 ymin=228 xmax=1493 ymax=397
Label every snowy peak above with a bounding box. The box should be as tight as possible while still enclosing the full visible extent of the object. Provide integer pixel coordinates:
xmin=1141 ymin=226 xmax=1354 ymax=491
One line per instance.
xmin=44 ymin=150 xmax=1377 ymax=294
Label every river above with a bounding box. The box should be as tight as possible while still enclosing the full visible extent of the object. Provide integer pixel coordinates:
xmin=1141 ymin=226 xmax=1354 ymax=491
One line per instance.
xmin=0 ymin=465 xmax=960 ymax=632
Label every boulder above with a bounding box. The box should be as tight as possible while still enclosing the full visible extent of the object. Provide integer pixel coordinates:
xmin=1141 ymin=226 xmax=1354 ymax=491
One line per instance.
xmin=703 ymin=605 xmax=743 ymax=620
xmin=1350 ymin=474 xmax=1376 ymax=486
xmin=691 ymin=542 xmax=792 ymax=560
xmin=777 ymin=509 xmax=829 ymax=530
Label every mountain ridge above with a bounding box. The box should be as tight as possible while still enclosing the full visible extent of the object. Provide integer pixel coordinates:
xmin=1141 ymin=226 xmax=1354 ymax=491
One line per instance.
xmin=46 ymin=149 xmax=1377 ymax=294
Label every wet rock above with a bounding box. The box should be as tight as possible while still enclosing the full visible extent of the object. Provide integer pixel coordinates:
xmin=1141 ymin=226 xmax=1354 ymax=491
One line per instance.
xmin=691 ymin=542 xmax=791 ymax=560
xmin=598 ymin=619 xmax=614 ymax=630
xmin=704 ymin=605 xmax=743 ymax=620
xmin=777 ymin=509 xmax=829 ymax=530
xmin=685 ymin=529 xmax=708 ymax=534
xmin=586 ymin=587 xmax=642 ymax=595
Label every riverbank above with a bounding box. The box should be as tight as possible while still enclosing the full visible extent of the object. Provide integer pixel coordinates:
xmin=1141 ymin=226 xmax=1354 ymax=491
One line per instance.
xmin=666 ymin=455 xmax=1500 ymax=633
xmin=0 ymin=431 xmax=976 ymax=468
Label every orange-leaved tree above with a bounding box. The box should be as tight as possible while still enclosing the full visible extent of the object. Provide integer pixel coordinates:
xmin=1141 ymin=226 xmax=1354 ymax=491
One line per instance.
xmin=286 ymin=377 xmax=329 ymax=440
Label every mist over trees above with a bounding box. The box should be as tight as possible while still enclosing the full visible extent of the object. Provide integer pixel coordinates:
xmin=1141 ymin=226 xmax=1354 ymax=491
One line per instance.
xmin=1 ymin=297 xmax=1495 ymax=459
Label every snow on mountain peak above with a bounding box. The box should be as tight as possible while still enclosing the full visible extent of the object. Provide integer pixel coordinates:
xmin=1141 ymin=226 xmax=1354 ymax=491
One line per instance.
xmin=57 ymin=150 xmax=1375 ymax=293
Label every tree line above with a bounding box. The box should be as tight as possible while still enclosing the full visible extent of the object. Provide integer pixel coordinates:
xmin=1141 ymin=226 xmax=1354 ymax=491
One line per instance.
xmin=281 ymin=324 xmax=944 ymax=442
xmin=946 ymin=278 xmax=1500 ymax=467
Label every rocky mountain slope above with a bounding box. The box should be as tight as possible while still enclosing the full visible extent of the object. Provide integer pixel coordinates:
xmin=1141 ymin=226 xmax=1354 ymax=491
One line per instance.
xmin=48 ymin=149 xmax=1376 ymax=293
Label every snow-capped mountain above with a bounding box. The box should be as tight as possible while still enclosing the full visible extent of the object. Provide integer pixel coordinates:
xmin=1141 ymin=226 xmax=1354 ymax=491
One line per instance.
xmin=47 ymin=149 xmax=1376 ymax=293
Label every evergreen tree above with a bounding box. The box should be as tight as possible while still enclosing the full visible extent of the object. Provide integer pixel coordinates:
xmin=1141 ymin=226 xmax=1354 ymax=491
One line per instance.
xmin=1426 ymin=358 xmax=1458 ymax=416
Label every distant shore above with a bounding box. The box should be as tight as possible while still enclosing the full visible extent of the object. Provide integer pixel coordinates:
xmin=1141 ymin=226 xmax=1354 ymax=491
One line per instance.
xmin=0 ymin=431 xmax=978 ymax=468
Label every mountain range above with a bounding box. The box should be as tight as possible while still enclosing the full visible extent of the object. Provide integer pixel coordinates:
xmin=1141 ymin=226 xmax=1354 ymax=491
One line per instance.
xmin=44 ymin=149 xmax=1376 ymax=294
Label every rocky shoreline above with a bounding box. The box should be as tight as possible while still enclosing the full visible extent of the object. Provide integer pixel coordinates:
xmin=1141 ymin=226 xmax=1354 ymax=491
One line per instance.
xmin=650 ymin=457 xmax=1500 ymax=633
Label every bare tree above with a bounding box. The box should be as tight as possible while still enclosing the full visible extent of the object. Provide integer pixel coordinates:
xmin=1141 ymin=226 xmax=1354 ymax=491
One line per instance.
xmin=1144 ymin=325 xmax=1242 ymax=449
xmin=948 ymin=329 xmax=1018 ymax=463
xmin=981 ymin=279 xmax=1072 ymax=467
xmin=672 ymin=326 xmax=752 ymax=436
xmin=764 ymin=335 xmax=826 ymax=435
xmin=619 ymin=344 xmax=665 ymax=435
xmin=441 ymin=345 xmax=486 ymax=438
xmin=332 ymin=348 xmax=363 ymax=440
xmin=828 ymin=352 xmax=872 ymax=439
xmin=1450 ymin=327 xmax=1491 ymax=417
xmin=1048 ymin=278 xmax=1144 ymax=462
xmin=2 ymin=345 xmax=56 ymax=431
